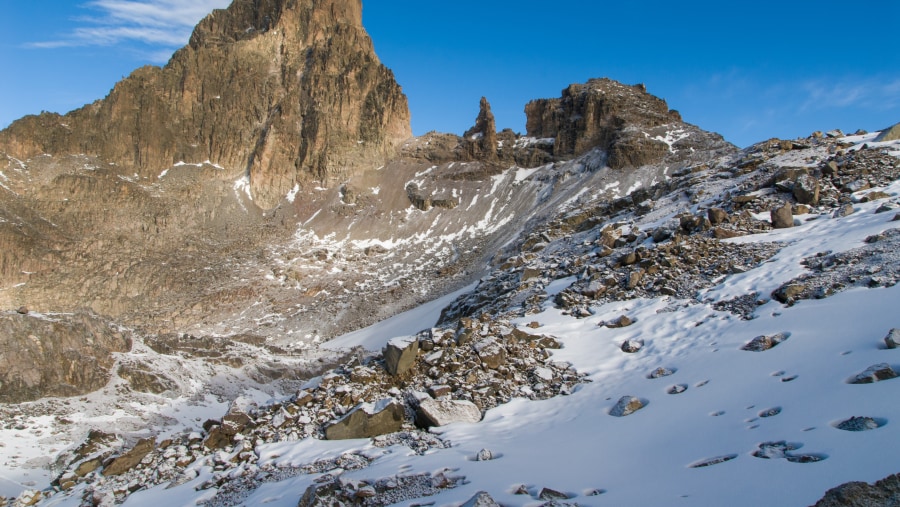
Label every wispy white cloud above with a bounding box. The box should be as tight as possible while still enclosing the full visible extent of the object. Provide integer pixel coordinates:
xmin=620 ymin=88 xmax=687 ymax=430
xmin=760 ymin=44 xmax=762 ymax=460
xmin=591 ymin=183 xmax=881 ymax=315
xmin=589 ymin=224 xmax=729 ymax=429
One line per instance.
xmin=25 ymin=0 xmax=230 ymax=62
xmin=800 ymin=77 xmax=900 ymax=112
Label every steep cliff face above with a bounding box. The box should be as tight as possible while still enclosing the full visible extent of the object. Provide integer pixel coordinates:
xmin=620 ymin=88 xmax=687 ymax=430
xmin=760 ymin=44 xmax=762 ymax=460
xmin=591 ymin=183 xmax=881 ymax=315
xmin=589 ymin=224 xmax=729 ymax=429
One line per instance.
xmin=525 ymin=78 xmax=684 ymax=169
xmin=0 ymin=0 xmax=411 ymax=208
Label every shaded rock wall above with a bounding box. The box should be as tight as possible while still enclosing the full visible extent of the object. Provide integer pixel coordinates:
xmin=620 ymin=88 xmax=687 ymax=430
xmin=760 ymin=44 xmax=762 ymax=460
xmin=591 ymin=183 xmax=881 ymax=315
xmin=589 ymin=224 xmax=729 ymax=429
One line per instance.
xmin=0 ymin=310 xmax=132 ymax=403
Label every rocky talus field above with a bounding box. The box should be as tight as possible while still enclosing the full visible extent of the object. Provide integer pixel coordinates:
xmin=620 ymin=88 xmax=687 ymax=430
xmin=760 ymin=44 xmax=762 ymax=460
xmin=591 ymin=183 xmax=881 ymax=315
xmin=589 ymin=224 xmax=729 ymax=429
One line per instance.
xmin=1 ymin=0 xmax=899 ymax=506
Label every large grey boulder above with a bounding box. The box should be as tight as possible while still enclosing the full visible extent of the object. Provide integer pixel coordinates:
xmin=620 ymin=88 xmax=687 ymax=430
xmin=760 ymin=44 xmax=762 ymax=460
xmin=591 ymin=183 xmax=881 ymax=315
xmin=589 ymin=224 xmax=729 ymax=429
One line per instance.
xmin=415 ymin=397 xmax=482 ymax=428
xmin=874 ymin=122 xmax=900 ymax=142
xmin=324 ymin=398 xmax=404 ymax=440
xmin=810 ymin=473 xmax=900 ymax=506
xmin=771 ymin=202 xmax=794 ymax=229
xmin=383 ymin=336 xmax=419 ymax=376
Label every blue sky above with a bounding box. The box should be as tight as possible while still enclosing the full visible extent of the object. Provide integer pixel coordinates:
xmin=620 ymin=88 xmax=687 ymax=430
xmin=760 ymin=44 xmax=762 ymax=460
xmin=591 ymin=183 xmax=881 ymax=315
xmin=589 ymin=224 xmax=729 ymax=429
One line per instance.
xmin=1 ymin=1 xmax=898 ymax=148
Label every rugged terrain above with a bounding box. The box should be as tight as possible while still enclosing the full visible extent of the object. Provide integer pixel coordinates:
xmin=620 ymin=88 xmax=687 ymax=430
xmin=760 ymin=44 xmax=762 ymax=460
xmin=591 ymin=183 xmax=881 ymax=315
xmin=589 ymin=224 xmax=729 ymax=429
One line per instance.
xmin=0 ymin=0 xmax=899 ymax=505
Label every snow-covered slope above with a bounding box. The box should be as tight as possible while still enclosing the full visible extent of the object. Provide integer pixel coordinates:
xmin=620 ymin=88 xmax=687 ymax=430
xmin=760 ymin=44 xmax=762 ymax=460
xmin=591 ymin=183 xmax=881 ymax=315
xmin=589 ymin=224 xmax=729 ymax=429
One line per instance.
xmin=7 ymin=131 xmax=900 ymax=506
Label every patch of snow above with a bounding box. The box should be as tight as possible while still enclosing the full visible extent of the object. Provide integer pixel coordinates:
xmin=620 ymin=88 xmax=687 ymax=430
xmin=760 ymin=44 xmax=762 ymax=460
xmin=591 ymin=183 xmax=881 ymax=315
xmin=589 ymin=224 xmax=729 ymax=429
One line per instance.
xmin=286 ymin=184 xmax=300 ymax=203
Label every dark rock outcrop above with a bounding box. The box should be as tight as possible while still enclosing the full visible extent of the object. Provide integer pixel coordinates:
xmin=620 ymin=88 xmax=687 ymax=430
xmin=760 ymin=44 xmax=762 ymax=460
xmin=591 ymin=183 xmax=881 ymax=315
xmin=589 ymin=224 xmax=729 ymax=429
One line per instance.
xmin=524 ymin=78 xmax=681 ymax=167
xmin=462 ymin=97 xmax=499 ymax=161
xmin=0 ymin=310 xmax=132 ymax=402
xmin=810 ymin=473 xmax=900 ymax=507
xmin=0 ymin=0 xmax=411 ymax=209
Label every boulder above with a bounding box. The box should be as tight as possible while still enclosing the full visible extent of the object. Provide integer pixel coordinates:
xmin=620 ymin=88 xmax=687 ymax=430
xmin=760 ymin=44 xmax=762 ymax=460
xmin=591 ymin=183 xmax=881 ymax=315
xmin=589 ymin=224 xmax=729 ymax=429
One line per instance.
xmin=621 ymin=339 xmax=644 ymax=353
xmin=415 ymin=398 xmax=482 ymax=428
xmin=772 ymin=283 xmax=807 ymax=304
xmin=383 ymin=336 xmax=419 ymax=376
xmin=835 ymin=416 xmax=881 ymax=432
xmin=884 ymin=329 xmax=900 ymax=349
xmin=103 ymin=438 xmax=156 ymax=476
xmin=473 ymin=337 xmax=507 ymax=369
xmin=610 ymin=396 xmax=645 ymax=417
xmin=462 ymin=491 xmax=501 ymax=507
xmin=771 ymin=202 xmax=794 ymax=229
xmin=742 ymin=332 xmax=790 ymax=352
xmin=874 ymin=122 xmax=900 ymax=142
xmin=793 ymin=174 xmax=820 ymax=205
xmin=707 ymin=207 xmax=729 ymax=225
xmin=849 ymin=363 xmax=898 ymax=384
xmin=605 ymin=315 xmax=634 ymax=328
xmin=324 ymin=399 xmax=404 ymax=440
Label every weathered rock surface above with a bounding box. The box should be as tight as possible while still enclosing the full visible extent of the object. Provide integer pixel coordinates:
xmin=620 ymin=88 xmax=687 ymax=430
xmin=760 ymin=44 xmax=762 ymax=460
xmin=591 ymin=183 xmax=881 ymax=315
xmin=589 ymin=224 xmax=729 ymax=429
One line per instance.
xmin=810 ymin=473 xmax=900 ymax=507
xmin=102 ymin=438 xmax=156 ymax=476
xmin=609 ymin=396 xmax=645 ymax=417
xmin=742 ymin=332 xmax=790 ymax=352
xmin=383 ymin=337 xmax=419 ymax=376
xmin=0 ymin=0 xmax=411 ymax=209
xmin=849 ymin=363 xmax=898 ymax=384
xmin=0 ymin=310 xmax=132 ymax=402
xmin=415 ymin=397 xmax=482 ymax=428
xmin=323 ymin=399 xmax=404 ymax=440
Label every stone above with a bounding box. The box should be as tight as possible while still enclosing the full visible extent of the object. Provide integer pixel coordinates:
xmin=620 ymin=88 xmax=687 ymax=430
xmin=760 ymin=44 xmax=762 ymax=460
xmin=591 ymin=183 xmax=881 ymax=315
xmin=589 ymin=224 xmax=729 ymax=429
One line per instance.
xmin=884 ymin=329 xmax=900 ymax=349
xmin=461 ymin=491 xmax=501 ymax=507
xmin=833 ymin=204 xmax=856 ymax=218
xmin=793 ymin=174 xmax=820 ymax=205
xmin=742 ymin=332 xmax=790 ymax=352
xmin=648 ymin=367 xmax=675 ymax=379
xmin=610 ymin=396 xmax=645 ymax=417
xmin=707 ymin=207 xmax=729 ymax=225
xmin=772 ymin=283 xmax=807 ymax=304
xmin=383 ymin=336 xmax=419 ymax=376
xmin=771 ymin=202 xmax=794 ymax=229
xmin=324 ymin=398 xmax=404 ymax=440
xmin=475 ymin=448 xmax=495 ymax=461
xmin=415 ymin=397 xmax=482 ymax=428
xmin=538 ymin=487 xmax=571 ymax=501
xmin=850 ymin=363 xmax=898 ymax=384
xmin=621 ymin=339 xmax=644 ymax=353
xmin=103 ymin=438 xmax=156 ymax=476
xmin=473 ymin=337 xmax=507 ymax=369
xmin=835 ymin=416 xmax=881 ymax=432
xmin=823 ymin=160 xmax=839 ymax=176
xmin=15 ymin=306 xmax=28 ymax=315
xmin=605 ymin=315 xmax=634 ymax=328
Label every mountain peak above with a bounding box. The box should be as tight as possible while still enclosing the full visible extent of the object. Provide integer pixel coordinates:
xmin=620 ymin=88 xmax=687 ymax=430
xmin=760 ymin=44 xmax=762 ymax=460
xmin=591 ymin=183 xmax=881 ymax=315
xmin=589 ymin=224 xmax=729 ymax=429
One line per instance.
xmin=0 ymin=0 xmax=410 ymax=208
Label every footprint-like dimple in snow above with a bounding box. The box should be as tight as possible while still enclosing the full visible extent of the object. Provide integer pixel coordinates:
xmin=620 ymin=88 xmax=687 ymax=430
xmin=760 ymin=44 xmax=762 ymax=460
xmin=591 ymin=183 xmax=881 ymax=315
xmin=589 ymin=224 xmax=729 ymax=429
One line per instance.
xmin=696 ymin=380 xmax=710 ymax=387
xmin=747 ymin=424 xmax=760 ymax=430
xmin=772 ymin=370 xmax=785 ymax=377
xmin=668 ymin=384 xmax=688 ymax=394
xmin=832 ymin=416 xmax=887 ymax=431
xmin=786 ymin=453 xmax=828 ymax=463
xmin=751 ymin=441 xmax=827 ymax=463
xmin=752 ymin=441 xmax=802 ymax=459
xmin=781 ymin=375 xmax=798 ymax=382
xmin=710 ymin=411 xmax=726 ymax=417
xmin=759 ymin=407 xmax=782 ymax=418
xmin=689 ymin=454 xmax=738 ymax=468
xmin=803 ymin=427 xmax=816 ymax=432
xmin=584 ymin=488 xmax=607 ymax=496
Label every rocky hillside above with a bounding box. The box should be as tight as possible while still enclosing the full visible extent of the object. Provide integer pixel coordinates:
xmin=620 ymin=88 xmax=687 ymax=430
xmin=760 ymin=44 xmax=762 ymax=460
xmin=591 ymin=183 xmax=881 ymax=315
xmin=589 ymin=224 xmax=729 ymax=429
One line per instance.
xmin=0 ymin=0 xmax=410 ymax=209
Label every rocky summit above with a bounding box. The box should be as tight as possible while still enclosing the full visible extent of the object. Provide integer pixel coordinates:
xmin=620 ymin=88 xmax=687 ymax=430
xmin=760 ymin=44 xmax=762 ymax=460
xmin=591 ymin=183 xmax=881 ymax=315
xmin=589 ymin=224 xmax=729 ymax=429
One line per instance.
xmin=1 ymin=1 xmax=899 ymax=506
